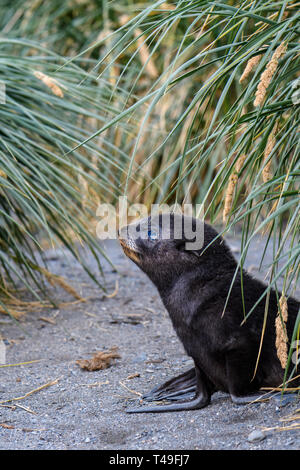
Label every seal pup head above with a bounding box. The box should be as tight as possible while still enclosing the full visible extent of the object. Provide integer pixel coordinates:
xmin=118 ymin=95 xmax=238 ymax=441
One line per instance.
xmin=118 ymin=213 xmax=218 ymax=283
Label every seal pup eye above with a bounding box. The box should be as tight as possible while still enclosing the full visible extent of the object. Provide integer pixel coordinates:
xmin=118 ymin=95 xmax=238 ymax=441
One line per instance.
xmin=147 ymin=229 xmax=158 ymax=241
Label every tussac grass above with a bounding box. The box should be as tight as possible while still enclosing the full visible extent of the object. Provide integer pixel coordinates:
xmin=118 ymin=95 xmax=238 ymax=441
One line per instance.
xmin=0 ymin=1 xmax=299 ymax=386
xmin=0 ymin=40 xmax=133 ymax=310
xmin=69 ymin=0 xmax=299 ymax=385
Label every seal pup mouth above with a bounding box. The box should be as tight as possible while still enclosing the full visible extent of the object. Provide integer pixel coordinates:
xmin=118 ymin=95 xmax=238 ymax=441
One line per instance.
xmin=119 ymin=237 xmax=141 ymax=264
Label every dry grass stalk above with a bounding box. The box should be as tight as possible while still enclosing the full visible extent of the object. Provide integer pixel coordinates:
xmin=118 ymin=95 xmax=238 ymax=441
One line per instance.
xmin=261 ymin=386 xmax=300 ymax=392
xmin=261 ymin=423 xmax=300 ymax=433
xmin=120 ymin=15 xmax=158 ymax=79
xmin=119 ymin=380 xmax=142 ymax=397
xmin=126 ymin=372 xmax=140 ymax=380
xmin=38 ymin=266 xmax=85 ymax=301
xmin=103 ymin=279 xmax=119 ymax=298
xmin=262 ymin=123 xmax=277 ymax=182
xmin=39 ymin=316 xmax=56 ymax=325
xmin=78 ymin=173 xmax=89 ymax=209
xmin=261 ymin=406 xmax=300 ymax=433
xmin=281 ymin=411 xmax=300 ymax=422
xmin=0 ymin=423 xmax=14 ymax=429
xmin=0 ymin=359 xmax=41 ymax=368
xmin=160 ymin=2 xmax=176 ymax=10
xmin=260 ymin=374 xmax=300 ymax=401
xmin=223 ymin=154 xmax=246 ymax=223
xmin=239 ymin=54 xmax=262 ymax=83
xmin=275 ymin=294 xmax=289 ymax=369
xmin=280 ymin=410 xmax=300 ymax=423
xmin=79 ymin=380 xmax=109 ymax=388
xmin=0 ymin=378 xmax=60 ymax=404
xmin=0 ymin=304 xmax=24 ymax=319
xmin=147 ymin=2 xmax=176 ymax=13
xmin=76 ymin=347 xmax=120 ymax=371
xmin=134 ymin=29 xmax=159 ymax=79
xmin=195 ymin=7 xmax=213 ymax=39
xmin=34 ymin=71 xmax=64 ymax=98
xmin=254 ymin=42 xmax=287 ymax=107
xmin=95 ymin=28 xmax=120 ymax=86
xmin=0 ymin=292 xmax=86 ymax=319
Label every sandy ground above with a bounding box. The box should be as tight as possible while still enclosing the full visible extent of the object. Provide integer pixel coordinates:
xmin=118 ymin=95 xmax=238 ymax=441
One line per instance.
xmin=0 ymin=234 xmax=299 ymax=450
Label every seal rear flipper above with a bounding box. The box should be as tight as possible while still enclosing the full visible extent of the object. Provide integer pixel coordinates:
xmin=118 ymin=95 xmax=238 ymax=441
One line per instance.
xmin=142 ymin=368 xmax=197 ymax=401
xmin=126 ymin=364 xmax=212 ymax=413
xmin=126 ymin=393 xmax=210 ymax=413
xmin=153 ymin=386 xmax=196 ymax=401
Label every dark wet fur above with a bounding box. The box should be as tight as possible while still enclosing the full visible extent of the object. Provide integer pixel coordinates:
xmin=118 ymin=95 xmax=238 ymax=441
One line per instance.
xmin=119 ymin=214 xmax=299 ymax=412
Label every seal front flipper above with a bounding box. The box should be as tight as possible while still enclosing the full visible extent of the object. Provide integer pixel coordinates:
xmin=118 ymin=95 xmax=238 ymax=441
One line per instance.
xmin=126 ymin=364 xmax=211 ymax=413
xmin=231 ymin=391 xmax=298 ymax=405
xmin=230 ymin=392 xmax=270 ymax=405
xmin=142 ymin=368 xmax=197 ymax=402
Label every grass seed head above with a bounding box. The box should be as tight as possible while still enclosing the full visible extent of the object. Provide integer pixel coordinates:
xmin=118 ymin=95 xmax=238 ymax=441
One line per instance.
xmin=254 ymin=42 xmax=287 ymax=107
xmin=275 ymin=295 xmax=289 ymax=369
xmin=223 ymin=154 xmax=246 ymax=223
xmin=34 ymin=71 xmax=64 ymax=98
xmin=240 ymin=54 xmax=262 ymax=83
xmin=262 ymin=123 xmax=277 ymax=182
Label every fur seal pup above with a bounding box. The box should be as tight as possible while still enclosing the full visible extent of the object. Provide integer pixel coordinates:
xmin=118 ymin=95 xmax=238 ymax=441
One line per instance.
xmin=119 ymin=213 xmax=299 ymax=413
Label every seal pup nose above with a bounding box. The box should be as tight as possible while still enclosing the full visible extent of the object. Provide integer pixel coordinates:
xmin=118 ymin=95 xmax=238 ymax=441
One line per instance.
xmin=118 ymin=224 xmax=142 ymax=264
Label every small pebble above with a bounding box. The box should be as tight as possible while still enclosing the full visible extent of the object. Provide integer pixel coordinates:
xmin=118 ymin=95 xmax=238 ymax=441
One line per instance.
xmin=248 ymin=430 xmax=265 ymax=442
